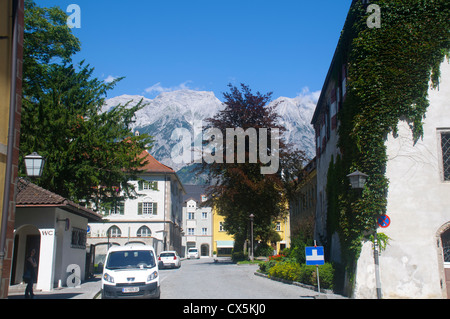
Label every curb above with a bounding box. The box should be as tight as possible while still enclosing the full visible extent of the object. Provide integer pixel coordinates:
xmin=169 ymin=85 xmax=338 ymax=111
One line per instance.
xmin=254 ymin=271 xmax=340 ymax=297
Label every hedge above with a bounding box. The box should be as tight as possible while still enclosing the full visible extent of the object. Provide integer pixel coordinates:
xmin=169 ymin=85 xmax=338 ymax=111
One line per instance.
xmin=259 ymin=259 xmax=335 ymax=290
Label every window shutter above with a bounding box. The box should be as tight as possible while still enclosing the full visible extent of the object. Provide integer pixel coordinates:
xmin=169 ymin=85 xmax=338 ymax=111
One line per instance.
xmin=153 ymin=202 xmax=157 ymax=215
xmin=119 ymin=202 xmax=125 ymax=215
xmin=138 ymin=202 xmax=143 ymax=215
xmin=138 ymin=181 xmax=143 ymax=191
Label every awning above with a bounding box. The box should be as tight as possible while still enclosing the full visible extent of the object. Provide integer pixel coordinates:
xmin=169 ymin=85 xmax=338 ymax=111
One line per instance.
xmin=216 ymin=240 xmax=234 ymax=248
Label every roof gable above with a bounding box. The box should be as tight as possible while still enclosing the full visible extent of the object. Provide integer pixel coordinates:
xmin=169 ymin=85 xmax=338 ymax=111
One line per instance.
xmin=138 ymin=150 xmax=175 ymax=173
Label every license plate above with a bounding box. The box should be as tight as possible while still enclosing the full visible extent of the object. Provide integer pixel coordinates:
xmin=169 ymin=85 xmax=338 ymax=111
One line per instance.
xmin=122 ymin=287 xmax=139 ymax=293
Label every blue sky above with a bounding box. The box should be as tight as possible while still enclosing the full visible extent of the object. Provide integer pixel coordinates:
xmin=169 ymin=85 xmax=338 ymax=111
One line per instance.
xmin=36 ymin=0 xmax=353 ymax=101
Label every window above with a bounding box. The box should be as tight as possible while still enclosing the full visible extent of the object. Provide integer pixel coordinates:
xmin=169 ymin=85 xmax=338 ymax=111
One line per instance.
xmin=202 ymin=212 xmax=208 ymax=219
xmin=441 ymin=131 xmax=450 ymax=181
xmin=219 ymin=222 xmax=225 ymax=232
xmin=137 ymin=226 xmax=151 ymax=237
xmin=104 ymin=201 xmax=124 ymax=216
xmin=188 ymin=212 xmax=195 ymax=220
xmin=71 ymin=228 xmax=86 ymax=249
xmin=276 ymin=222 xmax=281 ymax=232
xmin=202 ymin=228 xmax=207 ymax=235
xmin=138 ymin=202 xmax=158 ymax=215
xmin=108 ymin=226 xmax=121 ymax=238
xmin=138 ymin=180 xmax=158 ymax=191
xmin=441 ymin=228 xmax=450 ymax=264
xmin=106 ymin=250 xmax=156 ymax=270
xmin=187 ymin=228 xmax=194 ymax=236
xmin=111 ymin=202 xmax=124 ymax=215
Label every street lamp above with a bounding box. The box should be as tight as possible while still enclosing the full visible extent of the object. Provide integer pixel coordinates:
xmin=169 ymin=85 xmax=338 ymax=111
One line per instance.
xmin=346 ymin=170 xmax=368 ymax=190
xmin=24 ymin=152 xmax=45 ymax=178
xmin=347 ymin=170 xmax=382 ymax=299
xmin=249 ymin=214 xmax=254 ymax=261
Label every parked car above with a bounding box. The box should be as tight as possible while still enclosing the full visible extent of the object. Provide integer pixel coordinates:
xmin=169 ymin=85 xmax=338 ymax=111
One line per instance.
xmin=102 ymin=245 xmax=160 ymax=299
xmin=158 ymin=251 xmax=181 ymax=269
xmin=187 ymin=248 xmax=200 ymax=259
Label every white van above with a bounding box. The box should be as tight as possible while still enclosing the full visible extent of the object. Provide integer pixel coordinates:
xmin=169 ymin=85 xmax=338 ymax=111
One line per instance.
xmin=102 ymin=245 xmax=160 ymax=299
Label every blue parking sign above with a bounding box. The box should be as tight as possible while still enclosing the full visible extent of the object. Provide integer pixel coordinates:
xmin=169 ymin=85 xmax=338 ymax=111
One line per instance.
xmin=305 ymin=246 xmax=325 ymax=266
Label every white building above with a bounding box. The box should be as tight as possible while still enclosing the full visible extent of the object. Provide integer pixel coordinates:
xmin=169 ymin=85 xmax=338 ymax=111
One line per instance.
xmin=354 ymin=61 xmax=450 ymax=299
xmin=311 ymin=22 xmax=450 ymax=298
xmin=182 ymin=185 xmax=212 ymax=257
xmin=88 ymin=150 xmax=185 ymax=262
xmin=13 ymin=179 xmax=103 ymax=291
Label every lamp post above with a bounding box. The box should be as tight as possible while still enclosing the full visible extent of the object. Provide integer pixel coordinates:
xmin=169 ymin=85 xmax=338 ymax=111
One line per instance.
xmin=249 ymin=214 xmax=254 ymax=261
xmin=347 ymin=170 xmax=382 ymax=299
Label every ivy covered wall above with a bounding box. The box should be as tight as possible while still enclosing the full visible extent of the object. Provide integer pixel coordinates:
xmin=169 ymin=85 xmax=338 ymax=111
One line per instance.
xmin=323 ymin=0 xmax=449 ymax=287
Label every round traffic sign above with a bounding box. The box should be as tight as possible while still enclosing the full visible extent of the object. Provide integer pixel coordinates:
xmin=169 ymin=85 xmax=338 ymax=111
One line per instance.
xmin=377 ymin=215 xmax=391 ymax=228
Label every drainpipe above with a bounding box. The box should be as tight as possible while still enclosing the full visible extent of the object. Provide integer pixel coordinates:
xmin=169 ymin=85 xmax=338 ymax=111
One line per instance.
xmin=0 ymin=0 xmax=20 ymax=283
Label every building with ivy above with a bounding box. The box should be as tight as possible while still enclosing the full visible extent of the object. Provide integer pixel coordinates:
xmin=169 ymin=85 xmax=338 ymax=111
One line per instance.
xmin=311 ymin=0 xmax=450 ymax=298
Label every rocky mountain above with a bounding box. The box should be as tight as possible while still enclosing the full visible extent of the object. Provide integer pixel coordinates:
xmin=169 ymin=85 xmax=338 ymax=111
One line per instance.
xmin=103 ymin=89 xmax=317 ymax=184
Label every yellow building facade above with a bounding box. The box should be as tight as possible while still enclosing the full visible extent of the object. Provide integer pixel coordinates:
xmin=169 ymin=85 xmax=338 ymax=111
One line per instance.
xmin=212 ymin=209 xmax=234 ymax=257
xmin=212 ymin=208 xmax=290 ymax=257
xmin=0 ymin=0 xmax=24 ymax=298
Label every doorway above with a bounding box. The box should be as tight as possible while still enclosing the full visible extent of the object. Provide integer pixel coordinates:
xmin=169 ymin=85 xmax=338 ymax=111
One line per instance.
xmin=201 ymin=244 xmax=210 ymax=257
xmin=11 ymin=225 xmax=41 ymax=285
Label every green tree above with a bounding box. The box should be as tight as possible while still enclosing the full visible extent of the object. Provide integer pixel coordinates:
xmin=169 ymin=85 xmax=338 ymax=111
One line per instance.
xmin=20 ymin=0 xmax=152 ymax=208
xmin=200 ymin=84 xmax=307 ymax=252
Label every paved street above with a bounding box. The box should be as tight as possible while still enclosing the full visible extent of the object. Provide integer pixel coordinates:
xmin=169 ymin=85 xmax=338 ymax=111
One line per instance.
xmin=8 ymin=257 xmax=346 ymax=299
xmin=160 ymin=257 xmax=328 ymax=299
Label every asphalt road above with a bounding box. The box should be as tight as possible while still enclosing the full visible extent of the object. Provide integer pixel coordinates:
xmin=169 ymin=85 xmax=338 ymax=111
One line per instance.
xmin=159 ymin=257 xmax=321 ymax=299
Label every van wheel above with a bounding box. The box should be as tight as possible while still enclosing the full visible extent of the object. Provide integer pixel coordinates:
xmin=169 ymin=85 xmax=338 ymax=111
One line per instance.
xmin=153 ymin=287 xmax=161 ymax=299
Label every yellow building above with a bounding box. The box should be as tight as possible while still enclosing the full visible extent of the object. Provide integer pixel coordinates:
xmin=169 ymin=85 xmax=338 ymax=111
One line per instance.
xmin=274 ymin=215 xmax=290 ymax=254
xmin=212 ymin=208 xmax=290 ymax=257
xmin=0 ymin=0 xmax=24 ymax=299
xmin=212 ymin=209 xmax=234 ymax=257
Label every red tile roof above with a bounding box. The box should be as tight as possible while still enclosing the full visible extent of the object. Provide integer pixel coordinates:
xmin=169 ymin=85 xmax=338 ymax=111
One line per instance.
xmin=16 ymin=179 xmax=103 ymax=222
xmin=138 ymin=150 xmax=175 ymax=173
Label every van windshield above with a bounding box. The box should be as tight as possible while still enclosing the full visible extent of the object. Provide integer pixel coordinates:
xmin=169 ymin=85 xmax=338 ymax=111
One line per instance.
xmin=106 ymin=250 xmax=156 ymax=270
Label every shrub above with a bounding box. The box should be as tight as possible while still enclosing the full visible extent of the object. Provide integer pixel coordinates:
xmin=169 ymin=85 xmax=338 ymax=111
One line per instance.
xmin=268 ymin=261 xmax=301 ymax=282
xmin=255 ymin=243 xmax=273 ymax=257
xmin=298 ymin=263 xmax=335 ymax=290
xmin=268 ymin=254 xmax=285 ymax=262
xmin=232 ymin=251 xmax=248 ymax=262
xmin=259 ymin=259 xmax=277 ymax=274
xmin=261 ymin=260 xmax=335 ymax=290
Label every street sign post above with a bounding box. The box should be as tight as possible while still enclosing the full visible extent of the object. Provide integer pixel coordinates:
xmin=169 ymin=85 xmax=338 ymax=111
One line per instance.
xmin=305 ymin=246 xmax=325 ymax=266
xmin=305 ymin=245 xmax=325 ymax=294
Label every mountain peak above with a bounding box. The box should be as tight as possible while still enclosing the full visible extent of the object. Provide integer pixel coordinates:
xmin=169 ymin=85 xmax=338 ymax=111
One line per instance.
xmin=104 ymin=89 xmax=316 ymax=182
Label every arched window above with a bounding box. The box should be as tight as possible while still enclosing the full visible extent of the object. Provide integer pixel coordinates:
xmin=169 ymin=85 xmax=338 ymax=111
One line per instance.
xmin=137 ymin=226 xmax=152 ymax=237
xmin=108 ymin=226 xmax=121 ymax=238
xmin=442 ymin=229 xmax=450 ymax=263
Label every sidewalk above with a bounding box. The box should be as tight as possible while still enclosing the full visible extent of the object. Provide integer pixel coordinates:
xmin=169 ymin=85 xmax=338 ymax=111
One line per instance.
xmin=8 ymin=276 xmax=102 ymax=299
